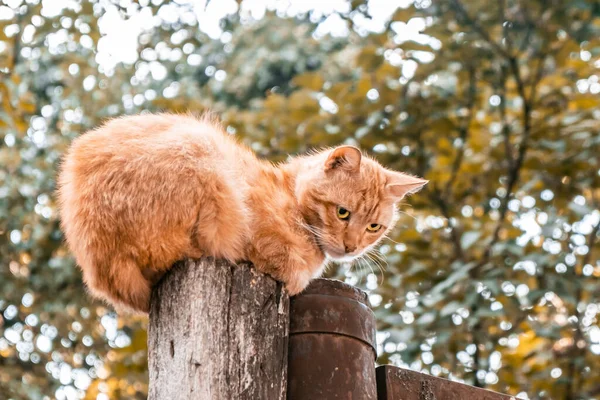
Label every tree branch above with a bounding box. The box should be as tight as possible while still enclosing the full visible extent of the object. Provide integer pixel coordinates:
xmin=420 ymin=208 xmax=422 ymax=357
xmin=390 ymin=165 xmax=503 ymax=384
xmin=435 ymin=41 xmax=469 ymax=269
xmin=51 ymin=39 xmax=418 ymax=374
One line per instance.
xmin=431 ymin=65 xmax=477 ymax=262
xmin=462 ymin=28 xmax=549 ymax=391
xmin=563 ymin=1 xmax=600 ymax=43
xmin=450 ymin=0 xmax=547 ymax=271
xmin=449 ymin=0 xmax=512 ymax=60
xmin=431 ymin=188 xmax=465 ymax=261
xmin=498 ymin=65 xmax=514 ymax=168
xmin=10 ymin=8 xmax=25 ymax=72
xmin=443 ymin=65 xmax=477 ymax=199
xmin=477 ymin=46 xmax=548 ymax=271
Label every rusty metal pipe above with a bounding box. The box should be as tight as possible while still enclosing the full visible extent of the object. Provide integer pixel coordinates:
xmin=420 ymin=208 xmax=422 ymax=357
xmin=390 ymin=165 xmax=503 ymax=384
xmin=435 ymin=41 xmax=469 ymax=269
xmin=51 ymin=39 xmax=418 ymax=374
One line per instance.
xmin=287 ymin=279 xmax=377 ymax=399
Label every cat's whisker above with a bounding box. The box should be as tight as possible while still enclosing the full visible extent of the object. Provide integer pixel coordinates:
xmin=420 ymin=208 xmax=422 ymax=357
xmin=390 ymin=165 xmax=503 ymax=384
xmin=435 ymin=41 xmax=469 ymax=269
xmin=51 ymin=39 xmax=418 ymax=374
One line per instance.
xmin=364 ymin=253 xmax=383 ymax=284
xmin=382 ymin=234 xmax=404 ymax=246
xmin=354 ymin=258 xmax=368 ymax=286
xmin=369 ymin=249 xmax=388 ymax=267
xmin=364 ymin=250 xmax=387 ymax=286
xmin=298 ymin=222 xmax=326 ymax=240
xmin=360 ymin=257 xmax=373 ymax=286
xmin=352 ymin=259 xmax=362 ymax=285
xmin=374 ymin=257 xmax=388 ymax=285
xmin=396 ymin=209 xmax=417 ymax=221
xmin=296 ymin=220 xmax=328 ymax=243
xmin=357 ymin=254 xmax=376 ymax=286
xmin=373 ymin=249 xmax=390 ymax=272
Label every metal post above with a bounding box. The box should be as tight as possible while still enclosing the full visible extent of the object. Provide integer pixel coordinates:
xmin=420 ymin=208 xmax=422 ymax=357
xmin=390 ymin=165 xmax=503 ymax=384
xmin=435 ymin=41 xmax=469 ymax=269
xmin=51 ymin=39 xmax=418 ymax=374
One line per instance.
xmin=287 ymin=278 xmax=377 ymax=399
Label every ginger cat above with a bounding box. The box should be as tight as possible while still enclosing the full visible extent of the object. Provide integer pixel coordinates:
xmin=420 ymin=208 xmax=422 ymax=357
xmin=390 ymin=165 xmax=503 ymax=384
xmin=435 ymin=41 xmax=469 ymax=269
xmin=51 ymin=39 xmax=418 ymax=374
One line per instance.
xmin=57 ymin=113 xmax=427 ymax=313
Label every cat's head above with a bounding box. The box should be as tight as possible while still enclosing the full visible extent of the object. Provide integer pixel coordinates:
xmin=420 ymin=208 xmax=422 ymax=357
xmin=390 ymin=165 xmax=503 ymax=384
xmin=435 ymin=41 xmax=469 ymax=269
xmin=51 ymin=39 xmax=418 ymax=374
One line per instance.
xmin=295 ymin=145 xmax=427 ymax=262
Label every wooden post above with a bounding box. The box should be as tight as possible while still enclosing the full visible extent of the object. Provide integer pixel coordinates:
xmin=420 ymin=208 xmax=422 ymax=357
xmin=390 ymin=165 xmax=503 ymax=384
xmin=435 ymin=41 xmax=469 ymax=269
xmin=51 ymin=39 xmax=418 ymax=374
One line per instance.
xmin=148 ymin=258 xmax=289 ymax=400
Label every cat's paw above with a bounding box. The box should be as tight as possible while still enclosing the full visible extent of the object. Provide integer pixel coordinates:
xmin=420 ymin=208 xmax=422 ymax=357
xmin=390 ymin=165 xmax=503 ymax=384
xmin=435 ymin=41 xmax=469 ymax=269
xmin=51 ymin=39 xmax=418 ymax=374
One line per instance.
xmin=284 ymin=270 xmax=313 ymax=296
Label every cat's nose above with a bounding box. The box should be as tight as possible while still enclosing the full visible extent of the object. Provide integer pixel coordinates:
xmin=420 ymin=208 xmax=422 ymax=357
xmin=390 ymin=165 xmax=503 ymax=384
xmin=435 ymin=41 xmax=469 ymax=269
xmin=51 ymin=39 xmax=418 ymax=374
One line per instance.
xmin=344 ymin=244 xmax=356 ymax=253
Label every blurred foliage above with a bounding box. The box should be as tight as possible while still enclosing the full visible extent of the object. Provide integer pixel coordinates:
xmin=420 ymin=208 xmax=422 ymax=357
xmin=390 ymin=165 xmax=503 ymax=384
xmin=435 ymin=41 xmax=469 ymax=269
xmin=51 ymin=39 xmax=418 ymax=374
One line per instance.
xmin=1 ymin=0 xmax=600 ymax=399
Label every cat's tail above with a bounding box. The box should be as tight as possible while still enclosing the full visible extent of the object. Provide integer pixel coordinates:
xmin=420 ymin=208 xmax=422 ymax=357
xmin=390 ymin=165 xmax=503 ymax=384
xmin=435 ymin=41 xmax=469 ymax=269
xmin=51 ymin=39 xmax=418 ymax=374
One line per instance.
xmin=82 ymin=256 xmax=151 ymax=314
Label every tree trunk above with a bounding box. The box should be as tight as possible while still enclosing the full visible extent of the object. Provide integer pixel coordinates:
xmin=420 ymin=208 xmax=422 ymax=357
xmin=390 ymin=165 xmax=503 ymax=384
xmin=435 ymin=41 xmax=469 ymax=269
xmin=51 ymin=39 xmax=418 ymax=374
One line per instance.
xmin=148 ymin=258 xmax=289 ymax=400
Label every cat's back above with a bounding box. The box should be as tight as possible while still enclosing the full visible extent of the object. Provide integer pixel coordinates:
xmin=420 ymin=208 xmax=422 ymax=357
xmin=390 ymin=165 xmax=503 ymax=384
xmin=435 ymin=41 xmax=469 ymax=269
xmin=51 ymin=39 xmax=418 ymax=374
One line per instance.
xmin=60 ymin=113 xmax=259 ymax=198
xmin=59 ymin=113 xmax=257 ymax=209
xmin=69 ymin=113 xmax=247 ymax=164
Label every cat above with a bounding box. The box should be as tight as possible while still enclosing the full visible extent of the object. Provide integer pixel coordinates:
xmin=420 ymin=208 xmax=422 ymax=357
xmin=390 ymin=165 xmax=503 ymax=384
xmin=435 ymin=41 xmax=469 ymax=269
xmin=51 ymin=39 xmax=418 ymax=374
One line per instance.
xmin=57 ymin=113 xmax=427 ymax=314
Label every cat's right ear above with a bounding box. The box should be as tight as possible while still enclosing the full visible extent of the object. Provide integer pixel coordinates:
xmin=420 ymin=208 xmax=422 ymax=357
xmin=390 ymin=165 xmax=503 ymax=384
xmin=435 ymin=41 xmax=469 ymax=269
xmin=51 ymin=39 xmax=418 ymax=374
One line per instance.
xmin=324 ymin=146 xmax=362 ymax=173
xmin=385 ymin=171 xmax=428 ymax=200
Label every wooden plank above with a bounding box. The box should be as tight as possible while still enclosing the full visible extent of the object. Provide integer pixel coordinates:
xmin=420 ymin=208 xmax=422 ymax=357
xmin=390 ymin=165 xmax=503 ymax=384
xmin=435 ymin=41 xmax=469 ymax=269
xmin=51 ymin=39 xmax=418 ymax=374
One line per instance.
xmin=376 ymin=365 xmax=513 ymax=400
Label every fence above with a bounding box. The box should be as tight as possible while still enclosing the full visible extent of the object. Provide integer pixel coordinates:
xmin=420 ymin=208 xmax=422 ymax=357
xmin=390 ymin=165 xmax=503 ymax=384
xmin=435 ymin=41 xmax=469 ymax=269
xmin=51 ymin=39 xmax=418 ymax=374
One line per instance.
xmin=147 ymin=258 xmax=511 ymax=399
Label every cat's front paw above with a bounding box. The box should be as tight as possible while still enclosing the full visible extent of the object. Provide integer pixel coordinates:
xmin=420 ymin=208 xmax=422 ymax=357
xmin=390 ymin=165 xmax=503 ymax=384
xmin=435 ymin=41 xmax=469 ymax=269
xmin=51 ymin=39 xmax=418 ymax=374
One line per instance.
xmin=284 ymin=269 xmax=313 ymax=296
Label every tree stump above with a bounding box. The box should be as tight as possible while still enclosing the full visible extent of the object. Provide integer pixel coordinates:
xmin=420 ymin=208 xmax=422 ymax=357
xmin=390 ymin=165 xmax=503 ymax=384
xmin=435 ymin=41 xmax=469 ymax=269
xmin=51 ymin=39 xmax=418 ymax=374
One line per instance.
xmin=148 ymin=258 xmax=289 ymax=400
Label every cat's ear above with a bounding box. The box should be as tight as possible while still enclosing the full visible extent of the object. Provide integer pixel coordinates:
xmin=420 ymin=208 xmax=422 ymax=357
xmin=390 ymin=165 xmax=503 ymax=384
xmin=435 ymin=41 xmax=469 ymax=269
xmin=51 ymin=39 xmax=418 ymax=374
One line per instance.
xmin=324 ymin=146 xmax=362 ymax=172
xmin=386 ymin=171 xmax=428 ymax=200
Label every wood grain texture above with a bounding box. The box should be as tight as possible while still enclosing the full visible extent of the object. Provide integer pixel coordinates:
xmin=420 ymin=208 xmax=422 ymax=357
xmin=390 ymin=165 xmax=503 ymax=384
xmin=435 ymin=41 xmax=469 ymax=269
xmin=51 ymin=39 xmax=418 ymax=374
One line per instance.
xmin=148 ymin=258 xmax=289 ymax=400
xmin=376 ymin=366 xmax=513 ymax=400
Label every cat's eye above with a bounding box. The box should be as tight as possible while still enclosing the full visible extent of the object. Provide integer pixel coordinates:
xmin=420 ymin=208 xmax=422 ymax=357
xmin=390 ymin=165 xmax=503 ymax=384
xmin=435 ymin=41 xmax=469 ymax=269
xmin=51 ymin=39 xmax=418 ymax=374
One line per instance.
xmin=367 ymin=223 xmax=382 ymax=232
xmin=337 ymin=206 xmax=350 ymax=220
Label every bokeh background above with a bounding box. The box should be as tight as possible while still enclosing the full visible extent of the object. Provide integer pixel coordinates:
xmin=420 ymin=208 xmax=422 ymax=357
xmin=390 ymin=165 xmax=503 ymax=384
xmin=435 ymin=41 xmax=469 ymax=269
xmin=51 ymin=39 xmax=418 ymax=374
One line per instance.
xmin=1 ymin=0 xmax=599 ymax=399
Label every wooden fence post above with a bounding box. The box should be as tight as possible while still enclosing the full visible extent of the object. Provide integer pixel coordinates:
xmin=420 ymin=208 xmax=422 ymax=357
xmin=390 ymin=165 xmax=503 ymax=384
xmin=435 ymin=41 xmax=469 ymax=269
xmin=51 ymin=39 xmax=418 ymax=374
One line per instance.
xmin=147 ymin=258 xmax=290 ymax=400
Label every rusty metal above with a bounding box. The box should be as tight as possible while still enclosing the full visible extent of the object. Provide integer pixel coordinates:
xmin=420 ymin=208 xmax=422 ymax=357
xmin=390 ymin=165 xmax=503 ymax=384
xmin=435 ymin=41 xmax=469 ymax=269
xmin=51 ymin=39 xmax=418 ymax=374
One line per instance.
xmin=376 ymin=365 xmax=513 ymax=400
xmin=287 ymin=278 xmax=378 ymax=399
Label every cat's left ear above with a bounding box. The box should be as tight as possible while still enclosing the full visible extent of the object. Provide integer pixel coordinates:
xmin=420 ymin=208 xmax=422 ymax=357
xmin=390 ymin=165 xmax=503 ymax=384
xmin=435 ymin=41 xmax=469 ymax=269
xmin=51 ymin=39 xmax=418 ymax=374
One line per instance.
xmin=386 ymin=171 xmax=428 ymax=200
xmin=324 ymin=146 xmax=362 ymax=172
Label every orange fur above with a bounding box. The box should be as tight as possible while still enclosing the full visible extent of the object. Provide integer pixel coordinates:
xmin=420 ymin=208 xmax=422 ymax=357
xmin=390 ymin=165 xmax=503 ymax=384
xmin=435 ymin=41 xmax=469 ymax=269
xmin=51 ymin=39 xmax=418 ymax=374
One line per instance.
xmin=57 ymin=113 xmax=427 ymax=313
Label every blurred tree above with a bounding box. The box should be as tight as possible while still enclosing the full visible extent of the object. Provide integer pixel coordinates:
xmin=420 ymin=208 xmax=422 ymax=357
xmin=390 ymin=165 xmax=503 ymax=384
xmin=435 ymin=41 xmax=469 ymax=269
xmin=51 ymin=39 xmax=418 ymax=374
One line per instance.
xmin=1 ymin=0 xmax=599 ymax=399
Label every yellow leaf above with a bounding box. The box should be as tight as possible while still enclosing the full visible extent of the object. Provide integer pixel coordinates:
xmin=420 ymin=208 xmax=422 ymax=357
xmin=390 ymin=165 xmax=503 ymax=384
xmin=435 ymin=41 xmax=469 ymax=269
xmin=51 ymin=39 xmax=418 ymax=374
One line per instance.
xmin=292 ymin=72 xmax=324 ymax=91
